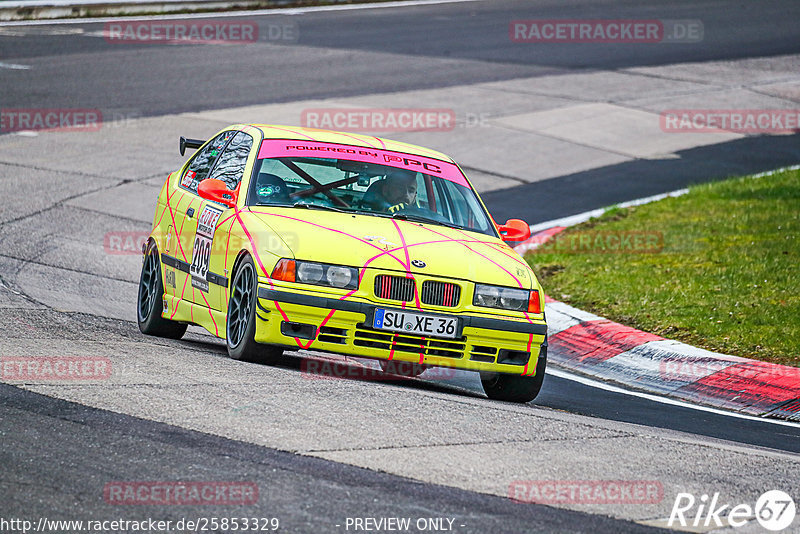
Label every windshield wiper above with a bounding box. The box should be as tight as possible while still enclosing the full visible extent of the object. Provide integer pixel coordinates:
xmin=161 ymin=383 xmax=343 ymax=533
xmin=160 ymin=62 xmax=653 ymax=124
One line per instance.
xmin=292 ymin=202 xmax=348 ymax=213
xmin=391 ymin=212 xmax=461 ymax=229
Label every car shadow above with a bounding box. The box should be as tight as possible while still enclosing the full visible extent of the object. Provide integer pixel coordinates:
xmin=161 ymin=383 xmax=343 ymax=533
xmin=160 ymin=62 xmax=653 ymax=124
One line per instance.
xmin=170 ymin=331 xmax=487 ymax=400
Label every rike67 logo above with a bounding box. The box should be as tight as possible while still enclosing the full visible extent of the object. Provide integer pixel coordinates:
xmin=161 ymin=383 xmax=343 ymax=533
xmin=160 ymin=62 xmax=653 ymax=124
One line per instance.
xmin=669 ymin=490 xmax=796 ymax=531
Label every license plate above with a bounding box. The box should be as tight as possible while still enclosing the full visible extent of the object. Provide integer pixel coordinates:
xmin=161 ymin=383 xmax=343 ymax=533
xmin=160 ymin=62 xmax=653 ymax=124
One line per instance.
xmin=373 ymin=309 xmax=459 ymax=339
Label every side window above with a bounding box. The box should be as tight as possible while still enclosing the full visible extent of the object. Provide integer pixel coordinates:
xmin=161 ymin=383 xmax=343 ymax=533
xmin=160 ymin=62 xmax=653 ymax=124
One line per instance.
xmin=179 ymin=131 xmax=236 ymax=193
xmin=207 ymin=131 xmax=254 ymax=190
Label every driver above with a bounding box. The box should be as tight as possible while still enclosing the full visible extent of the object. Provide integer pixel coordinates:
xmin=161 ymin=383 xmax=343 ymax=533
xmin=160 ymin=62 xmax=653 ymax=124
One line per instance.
xmin=254 ymin=172 xmax=290 ymax=205
xmin=363 ymin=169 xmax=418 ymax=213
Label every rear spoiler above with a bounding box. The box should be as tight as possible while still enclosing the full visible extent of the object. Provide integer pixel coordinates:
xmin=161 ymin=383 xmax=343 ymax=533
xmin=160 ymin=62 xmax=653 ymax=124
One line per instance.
xmin=180 ymin=136 xmax=205 ymax=156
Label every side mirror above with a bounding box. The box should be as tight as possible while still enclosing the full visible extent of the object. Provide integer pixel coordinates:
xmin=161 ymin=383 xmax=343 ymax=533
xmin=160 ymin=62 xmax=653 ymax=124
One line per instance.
xmin=497 ymin=219 xmax=531 ymax=242
xmin=197 ymin=179 xmax=237 ymax=209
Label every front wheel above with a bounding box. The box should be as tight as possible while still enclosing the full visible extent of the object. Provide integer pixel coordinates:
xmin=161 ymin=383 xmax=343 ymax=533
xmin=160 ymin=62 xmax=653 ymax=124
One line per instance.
xmin=226 ymin=254 xmax=283 ymax=364
xmin=480 ymin=347 xmax=547 ymax=403
xmin=137 ymin=241 xmax=187 ymax=339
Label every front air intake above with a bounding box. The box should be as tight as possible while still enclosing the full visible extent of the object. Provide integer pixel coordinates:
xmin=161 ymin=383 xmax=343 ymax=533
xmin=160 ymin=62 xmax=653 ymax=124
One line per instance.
xmin=374 ymin=275 xmax=415 ymax=302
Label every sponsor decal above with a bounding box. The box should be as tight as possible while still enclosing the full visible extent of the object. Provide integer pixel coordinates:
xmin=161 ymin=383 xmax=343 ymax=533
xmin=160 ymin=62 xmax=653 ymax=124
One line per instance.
xmin=180 ymin=170 xmax=196 ymax=189
xmin=190 ymin=205 xmax=224 ymax=292
xmin=257 ymin=140 xmax=469 ymax=188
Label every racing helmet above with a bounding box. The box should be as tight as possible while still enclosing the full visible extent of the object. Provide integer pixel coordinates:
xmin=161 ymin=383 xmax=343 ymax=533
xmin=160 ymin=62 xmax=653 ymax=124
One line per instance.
xmin=255 ymin=173 xmax=289 ymax=204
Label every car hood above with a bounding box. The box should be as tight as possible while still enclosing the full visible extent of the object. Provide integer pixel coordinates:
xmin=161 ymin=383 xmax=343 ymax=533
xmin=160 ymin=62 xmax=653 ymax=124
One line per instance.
xmin=247 ymin=208 xmax=534 ymax=288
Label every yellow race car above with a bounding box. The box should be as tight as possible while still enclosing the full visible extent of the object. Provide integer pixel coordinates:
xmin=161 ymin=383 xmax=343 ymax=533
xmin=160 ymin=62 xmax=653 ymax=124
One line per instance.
xmin=137 ymin=125 xmax=547 ymax=402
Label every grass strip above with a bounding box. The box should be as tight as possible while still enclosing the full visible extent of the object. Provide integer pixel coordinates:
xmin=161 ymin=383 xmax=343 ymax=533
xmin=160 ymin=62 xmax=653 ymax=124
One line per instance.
xmin=527 ymin=168 xmax=799 ymax=368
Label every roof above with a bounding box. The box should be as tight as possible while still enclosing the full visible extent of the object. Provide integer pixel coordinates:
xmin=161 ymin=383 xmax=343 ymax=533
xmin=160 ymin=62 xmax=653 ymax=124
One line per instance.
xmin=248 ymin=124 xmax=456 ymax=163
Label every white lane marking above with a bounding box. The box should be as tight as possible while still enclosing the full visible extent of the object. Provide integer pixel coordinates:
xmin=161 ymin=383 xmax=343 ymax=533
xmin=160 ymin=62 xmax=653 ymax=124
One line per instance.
xmin=0 ymin=61 xmax=31 ymax=69
xmin=547 ymin=367 xmax=800 ymax=429
xmin=0 ymin=0 xmax=485 ymax=26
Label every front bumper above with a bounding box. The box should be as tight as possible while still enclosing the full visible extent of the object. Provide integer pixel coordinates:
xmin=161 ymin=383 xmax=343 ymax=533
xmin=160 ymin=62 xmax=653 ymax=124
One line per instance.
xmin=255 ymin=286 xmax=547 ymax=375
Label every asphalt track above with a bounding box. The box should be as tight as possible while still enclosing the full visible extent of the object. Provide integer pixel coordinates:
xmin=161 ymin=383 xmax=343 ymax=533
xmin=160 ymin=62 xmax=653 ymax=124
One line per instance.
xmin=1 ymin=1 xmax=800 ymax=532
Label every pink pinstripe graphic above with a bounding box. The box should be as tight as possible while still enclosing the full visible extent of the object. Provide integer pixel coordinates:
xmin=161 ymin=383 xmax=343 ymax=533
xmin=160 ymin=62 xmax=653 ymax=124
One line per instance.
xmin=163 ymin=182 xmax=190 ymax=263
xmin=331 ymin=131 xmax=382 ymax=149
xmin=233 ymin=209 xmax=274 ymax=285
xmin=152 ymin=173 xmax=194 ymax=321
xmin=390 ymin=220 xmax=421 ymax=310
xmin=197 ymin=285 xmax=219 ymax=336
xmin=248 ymin=211 xmax=409 ymax=270
xmin=157 ymin=179 xmax=541 ymax=365
xmin=522 ymin=334 xmax=534 ymax=376
xmin=233 ymin=208 xmax=325 ymax=351
xmin=402 ymin=222 xmax=543 ymax=373
xmin=245 ymin=211 xmax=541 ymax=361
xmin=154 ymin=178 xmax=179 ymax=228
xmin=170 ymin=273 xmax=189 ymax=320
xmin=388 ymin=333 xmax=397 ymax=361
xmin=223 ymin=226 xmax=233 ymax=309
xmin=266 ymin=125 xmax=317 ymax=140
xmin=360 ymin=237 xmax=488 ymax=271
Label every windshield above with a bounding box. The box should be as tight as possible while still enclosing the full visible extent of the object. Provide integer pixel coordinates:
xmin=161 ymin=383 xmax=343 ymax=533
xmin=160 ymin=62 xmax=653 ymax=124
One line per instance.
xmin=247 ymin=142 xmax=496 ymax=236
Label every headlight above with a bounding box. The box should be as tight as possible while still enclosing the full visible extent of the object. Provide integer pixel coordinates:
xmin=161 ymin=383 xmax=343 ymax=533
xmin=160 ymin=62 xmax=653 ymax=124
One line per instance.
xmin=272 ymin=259 xmax=358 ymax=290
xmin=297 ymin=262 xmax=324 ymax=284
xmin=326 ymin=266 xmax=354 ymax=288
xmin=473 ymin=284 xmax=541 ymax=313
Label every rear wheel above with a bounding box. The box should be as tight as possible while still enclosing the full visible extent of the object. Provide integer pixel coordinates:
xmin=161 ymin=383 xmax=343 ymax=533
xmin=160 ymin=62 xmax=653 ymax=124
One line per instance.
xmin=481 ymin=347 xmax=547 ymax=403
xmin=137 ymin=241 xmax=187 ymax=339
xmin=379 ymin=360 xmax=428 ymax=377
xmin=226 ymin=254 xmax=283 ymax=363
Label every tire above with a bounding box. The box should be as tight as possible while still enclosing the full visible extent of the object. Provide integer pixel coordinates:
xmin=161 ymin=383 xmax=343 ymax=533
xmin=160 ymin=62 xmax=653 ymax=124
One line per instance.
xmin=226 ymin=254 xmax=283 ymax=363
xmin=137 ymin=241 xmax=187 ymax=339
xmin=480 ymin=346 xmax=547 ymax=403
xmin=379 ymin=359 xmax=428 ymax=377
